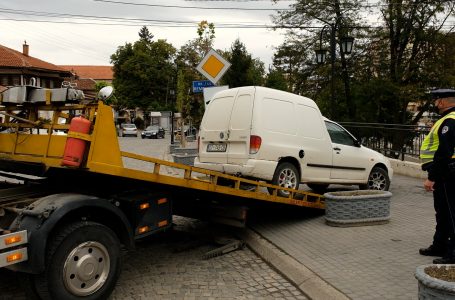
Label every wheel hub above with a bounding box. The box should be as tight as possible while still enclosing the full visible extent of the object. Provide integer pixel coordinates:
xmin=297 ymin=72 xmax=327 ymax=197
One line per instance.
xmin=369 ymin=172 xmax=385 ymax=190
xmin=278 ymin=169 xmax=297 ymax=190
xmin=63 ymin=241 xmax=110 ymax=296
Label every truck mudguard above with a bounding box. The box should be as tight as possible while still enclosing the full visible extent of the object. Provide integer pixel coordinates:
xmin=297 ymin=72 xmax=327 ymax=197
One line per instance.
xmin=7 ymin=193 xmax=134 ymax=274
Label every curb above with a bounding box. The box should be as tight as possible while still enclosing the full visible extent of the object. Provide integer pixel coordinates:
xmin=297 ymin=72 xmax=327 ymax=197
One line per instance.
xmin=389 ymin=158 xmax=426 ymax=179
xmin=239 ymin=228 xmax=350 ymax=300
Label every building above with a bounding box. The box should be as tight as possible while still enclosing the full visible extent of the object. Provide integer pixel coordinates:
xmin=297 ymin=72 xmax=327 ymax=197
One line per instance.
xmin=59 ymin=65 xmax=113 ymax=99
xmin=0 ymin=42 xmax=72 ymax=93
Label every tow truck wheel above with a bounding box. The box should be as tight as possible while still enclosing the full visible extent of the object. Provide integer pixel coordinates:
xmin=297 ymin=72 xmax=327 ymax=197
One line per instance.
xmin=34 ymin=221 xmax=121 ymax=300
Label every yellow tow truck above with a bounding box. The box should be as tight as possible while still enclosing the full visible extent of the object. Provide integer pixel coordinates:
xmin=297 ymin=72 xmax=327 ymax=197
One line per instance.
xmin=0 ymin=86 xmax=324 ymax=299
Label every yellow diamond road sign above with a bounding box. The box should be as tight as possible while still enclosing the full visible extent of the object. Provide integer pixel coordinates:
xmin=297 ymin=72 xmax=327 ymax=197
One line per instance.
xmin=196 ymin=49 xmax=231 ymax=84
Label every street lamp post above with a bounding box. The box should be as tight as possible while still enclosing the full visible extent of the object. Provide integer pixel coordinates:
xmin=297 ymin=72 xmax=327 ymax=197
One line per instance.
xmin=170 ymin=89 xmax=175 ymax=144
xmin=315 ymin=22 xmax=354 ymax=120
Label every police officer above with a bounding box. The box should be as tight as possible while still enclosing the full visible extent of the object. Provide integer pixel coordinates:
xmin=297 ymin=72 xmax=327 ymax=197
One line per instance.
xmin=419 ymin=88 xmax=455 ymax=263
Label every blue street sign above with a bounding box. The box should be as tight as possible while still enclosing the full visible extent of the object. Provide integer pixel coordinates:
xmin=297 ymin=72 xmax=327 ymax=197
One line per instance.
xmin=192 ymin=80 xmax=214 ymax=93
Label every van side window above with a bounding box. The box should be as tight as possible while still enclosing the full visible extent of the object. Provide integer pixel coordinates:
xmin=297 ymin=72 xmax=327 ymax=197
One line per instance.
xmin=325 ymin=121 xmax=356 ymax=146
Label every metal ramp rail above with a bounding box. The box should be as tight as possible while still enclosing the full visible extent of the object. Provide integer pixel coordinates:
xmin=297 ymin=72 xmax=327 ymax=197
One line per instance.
xmin=0 ymin=92 xmax=324 ymax=209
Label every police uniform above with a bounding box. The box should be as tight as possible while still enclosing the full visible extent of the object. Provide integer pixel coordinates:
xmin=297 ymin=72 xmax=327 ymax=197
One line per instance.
xmin=419 ymin=89 xmax=455 ymax=263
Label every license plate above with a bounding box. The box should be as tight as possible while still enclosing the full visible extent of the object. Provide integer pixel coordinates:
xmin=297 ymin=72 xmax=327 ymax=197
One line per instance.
xmin=207 ymin=143 xmax=227 ymax=152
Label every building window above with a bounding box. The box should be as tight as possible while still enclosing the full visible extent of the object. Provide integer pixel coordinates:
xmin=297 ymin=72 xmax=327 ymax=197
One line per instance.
xmin=1 ymin=76 xmax=8 ymax=86
xmin=12 ymin=76 xmax=20 ymax=86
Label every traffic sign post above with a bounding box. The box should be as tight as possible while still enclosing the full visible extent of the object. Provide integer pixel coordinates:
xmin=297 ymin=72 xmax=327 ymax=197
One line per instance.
xmin=196 ymin=49 xmax=231 ymax=84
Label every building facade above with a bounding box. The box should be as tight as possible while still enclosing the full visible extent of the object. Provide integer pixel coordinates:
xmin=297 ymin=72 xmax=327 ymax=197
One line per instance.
xmin=0 ymin=42 xmax=72 ymax=92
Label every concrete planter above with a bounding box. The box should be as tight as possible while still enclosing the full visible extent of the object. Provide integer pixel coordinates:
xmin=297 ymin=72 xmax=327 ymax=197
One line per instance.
xmin=324 ymin=190 xmax=392 ymax=227
xmin=172 ymin=148 xmax=198 ymax=155
xmin=415 ymin=265 xmax=455 ymax=299
xmin=169 ymin=143 xmax=181 ymax=154
xmin=172 ymin=153 xmax=197 ymax=166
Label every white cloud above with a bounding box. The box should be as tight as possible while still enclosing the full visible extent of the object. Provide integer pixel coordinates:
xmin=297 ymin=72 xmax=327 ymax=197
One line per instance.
xmin=0 ymin=0 xmax=290 ymax=68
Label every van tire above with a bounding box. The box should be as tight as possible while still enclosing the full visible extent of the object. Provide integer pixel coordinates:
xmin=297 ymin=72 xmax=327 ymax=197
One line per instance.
xmin=269 ymin=162 xmax=300 ymax=197
xmin=307 ymin=183 xmax=329 ymax=194
xmin=359 ymin=167 xmax=390 ymax=191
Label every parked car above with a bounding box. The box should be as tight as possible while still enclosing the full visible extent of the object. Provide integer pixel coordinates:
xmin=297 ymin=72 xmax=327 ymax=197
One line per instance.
xmin=174 ymin=125 xmax=198 ymax=137
xmin=194 ymin=86 xmax=393 ymax=197
xmin=141 ymin=125 xmax=165 ymax=139
xmin=120 ymin=123 xmax=138 ymax=137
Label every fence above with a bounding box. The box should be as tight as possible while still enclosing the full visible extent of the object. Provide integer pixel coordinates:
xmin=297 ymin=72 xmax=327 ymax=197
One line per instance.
xmin=339 ymin=122 xmax=430 ymax=161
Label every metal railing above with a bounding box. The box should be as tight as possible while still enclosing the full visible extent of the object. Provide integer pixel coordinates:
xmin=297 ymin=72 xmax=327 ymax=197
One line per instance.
xmin=339 ymin=122 xmax=430 ymax=161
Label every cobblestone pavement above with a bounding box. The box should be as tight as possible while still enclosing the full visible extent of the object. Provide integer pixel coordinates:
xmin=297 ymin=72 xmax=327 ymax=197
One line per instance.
xmin=0 ymin=135 xmax=307 ymax=300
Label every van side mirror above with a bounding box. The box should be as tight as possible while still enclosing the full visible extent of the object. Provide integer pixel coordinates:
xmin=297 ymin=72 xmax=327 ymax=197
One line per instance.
xmin=353 ymin=139 xmax=361 ymax=147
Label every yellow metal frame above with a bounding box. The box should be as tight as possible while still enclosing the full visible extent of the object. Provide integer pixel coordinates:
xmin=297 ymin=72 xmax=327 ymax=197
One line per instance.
xmin=0 ymin=99 xmax=324 ymax=209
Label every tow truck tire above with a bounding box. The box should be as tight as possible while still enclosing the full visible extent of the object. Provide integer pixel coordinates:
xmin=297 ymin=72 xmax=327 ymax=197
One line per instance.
xmin=34 ymin=221 xmax=121 ymax=300
xmin=269 ymin=162 xmax=300 ymax=197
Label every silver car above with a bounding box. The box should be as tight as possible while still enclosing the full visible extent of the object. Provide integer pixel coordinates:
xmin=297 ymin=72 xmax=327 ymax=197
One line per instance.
xmin=120 ymin=123 xmax=138 ymax=137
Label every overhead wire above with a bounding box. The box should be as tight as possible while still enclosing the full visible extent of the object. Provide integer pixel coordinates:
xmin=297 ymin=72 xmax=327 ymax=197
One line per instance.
xmin=92 ymin=0 xmax=293 ymax=10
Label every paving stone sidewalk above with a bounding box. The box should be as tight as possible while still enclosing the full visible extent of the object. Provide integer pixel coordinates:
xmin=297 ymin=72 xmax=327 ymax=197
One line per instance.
xmin=250 ymin=174 xmax=435 ymax=300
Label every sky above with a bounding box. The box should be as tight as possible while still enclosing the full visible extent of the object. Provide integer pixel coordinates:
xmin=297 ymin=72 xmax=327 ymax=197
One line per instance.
xmin=0 ymin=0 xmax=295 ymax=68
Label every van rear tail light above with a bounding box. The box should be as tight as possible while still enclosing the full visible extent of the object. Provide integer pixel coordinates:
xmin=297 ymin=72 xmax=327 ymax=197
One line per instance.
xmin=250 ymin=135 xmax=262 ymax=154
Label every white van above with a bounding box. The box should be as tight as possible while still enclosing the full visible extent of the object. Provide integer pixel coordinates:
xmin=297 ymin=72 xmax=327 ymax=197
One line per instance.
xmin=194 ymin=86 xmax=393 ymax=196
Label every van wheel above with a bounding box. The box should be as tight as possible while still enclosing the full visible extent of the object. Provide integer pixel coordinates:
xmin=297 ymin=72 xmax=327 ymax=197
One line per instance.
xmin=269 ymin=162 xmax=300 ymax=197
xmin=360 ymin=167 xmax=390 ymax=191
xmin=34 ymin=221 xmax=121 ymax=300
xmin=307 ymin=183 xmax=329 ymax=194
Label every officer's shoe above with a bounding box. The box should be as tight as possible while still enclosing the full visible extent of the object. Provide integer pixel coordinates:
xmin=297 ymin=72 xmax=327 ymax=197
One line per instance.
xmin=419 ymin=245 xmax=446 ymax=257
xmin=433 ymin=256 xmax=455 ymax=264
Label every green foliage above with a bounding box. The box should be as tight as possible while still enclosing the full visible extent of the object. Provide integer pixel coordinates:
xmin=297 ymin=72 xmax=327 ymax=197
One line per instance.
xmin=133 ymin=116 xmax=145 ymax=130
xmin=265 ymin=69 xmax=289 ymax=91
xmin=174 ymin=21 xmax=217 ymax=125
xmin=272 ymin=0 xmax=455 ymax=124
xmin=111 ymin=26 xmax=176 ymax=113
xmin=221 ymin=39 xmax=265 ymax=88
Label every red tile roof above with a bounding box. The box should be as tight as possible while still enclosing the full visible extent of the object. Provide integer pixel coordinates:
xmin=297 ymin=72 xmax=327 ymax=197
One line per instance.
xmin=60 ymin=65 xmax=113 ymax=80
xmin=71 ymin=78 xmax=97 ymax=90
xmin=0 ymin=44 xmax=69 ymax=73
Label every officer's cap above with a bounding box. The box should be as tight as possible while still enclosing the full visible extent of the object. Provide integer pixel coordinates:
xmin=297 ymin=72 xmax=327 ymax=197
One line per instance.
xmin=430 ymin=88 xmax=455 ymax=100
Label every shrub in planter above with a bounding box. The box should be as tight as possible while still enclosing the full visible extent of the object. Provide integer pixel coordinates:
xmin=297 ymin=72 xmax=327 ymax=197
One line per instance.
xmin=415 ymin=264 xmax=455 ymax=299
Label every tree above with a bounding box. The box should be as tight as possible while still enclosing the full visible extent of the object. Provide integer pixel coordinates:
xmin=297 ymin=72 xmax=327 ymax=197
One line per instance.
xmin=221 ymin=39 xmax=265 ymax=87
xmin=265 ymin=68 xmax=288 ymax=91
xmin=379 ymin=0 xmax=455 ymax=124
xmin=174 ymin=21 xmax=217 ymax=125
xmin=272 ymin=0 xmax=363 ymax=120
xmin=111 ymin=26 xmax=176 ymax=115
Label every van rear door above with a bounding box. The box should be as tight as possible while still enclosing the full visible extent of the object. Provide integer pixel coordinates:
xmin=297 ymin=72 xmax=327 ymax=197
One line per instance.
xmin=198 ymin=90 xmax=237 ymax=164
xmin=227 ymin=89 xmax=254 ymax=164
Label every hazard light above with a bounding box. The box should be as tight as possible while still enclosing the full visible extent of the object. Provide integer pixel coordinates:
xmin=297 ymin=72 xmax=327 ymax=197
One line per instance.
xmin=4 ymin=235 xmax=22 ymax=246
xmin=7 ymin=252 xmax=22 ymax=263
xmin=138 ymin=226 xmax=150 ymax=234
xmin=249 ymin=135 xmax=262 ymax=154
xmin=139 ymin=203 xmax=150 ymax=210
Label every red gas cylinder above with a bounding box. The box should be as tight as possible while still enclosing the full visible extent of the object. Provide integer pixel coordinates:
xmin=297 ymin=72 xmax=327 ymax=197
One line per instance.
xmin=61 ymin=116 xmax=91 ymax=167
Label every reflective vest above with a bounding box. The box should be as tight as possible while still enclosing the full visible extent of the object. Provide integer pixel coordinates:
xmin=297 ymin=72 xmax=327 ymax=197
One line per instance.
xmin=420 ymin=111 xmax=455 ymax=164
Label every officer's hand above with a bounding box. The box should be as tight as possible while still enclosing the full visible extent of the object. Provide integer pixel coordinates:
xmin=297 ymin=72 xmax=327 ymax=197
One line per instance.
xmin=424 ymin=179 xmax=435 ymax=192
